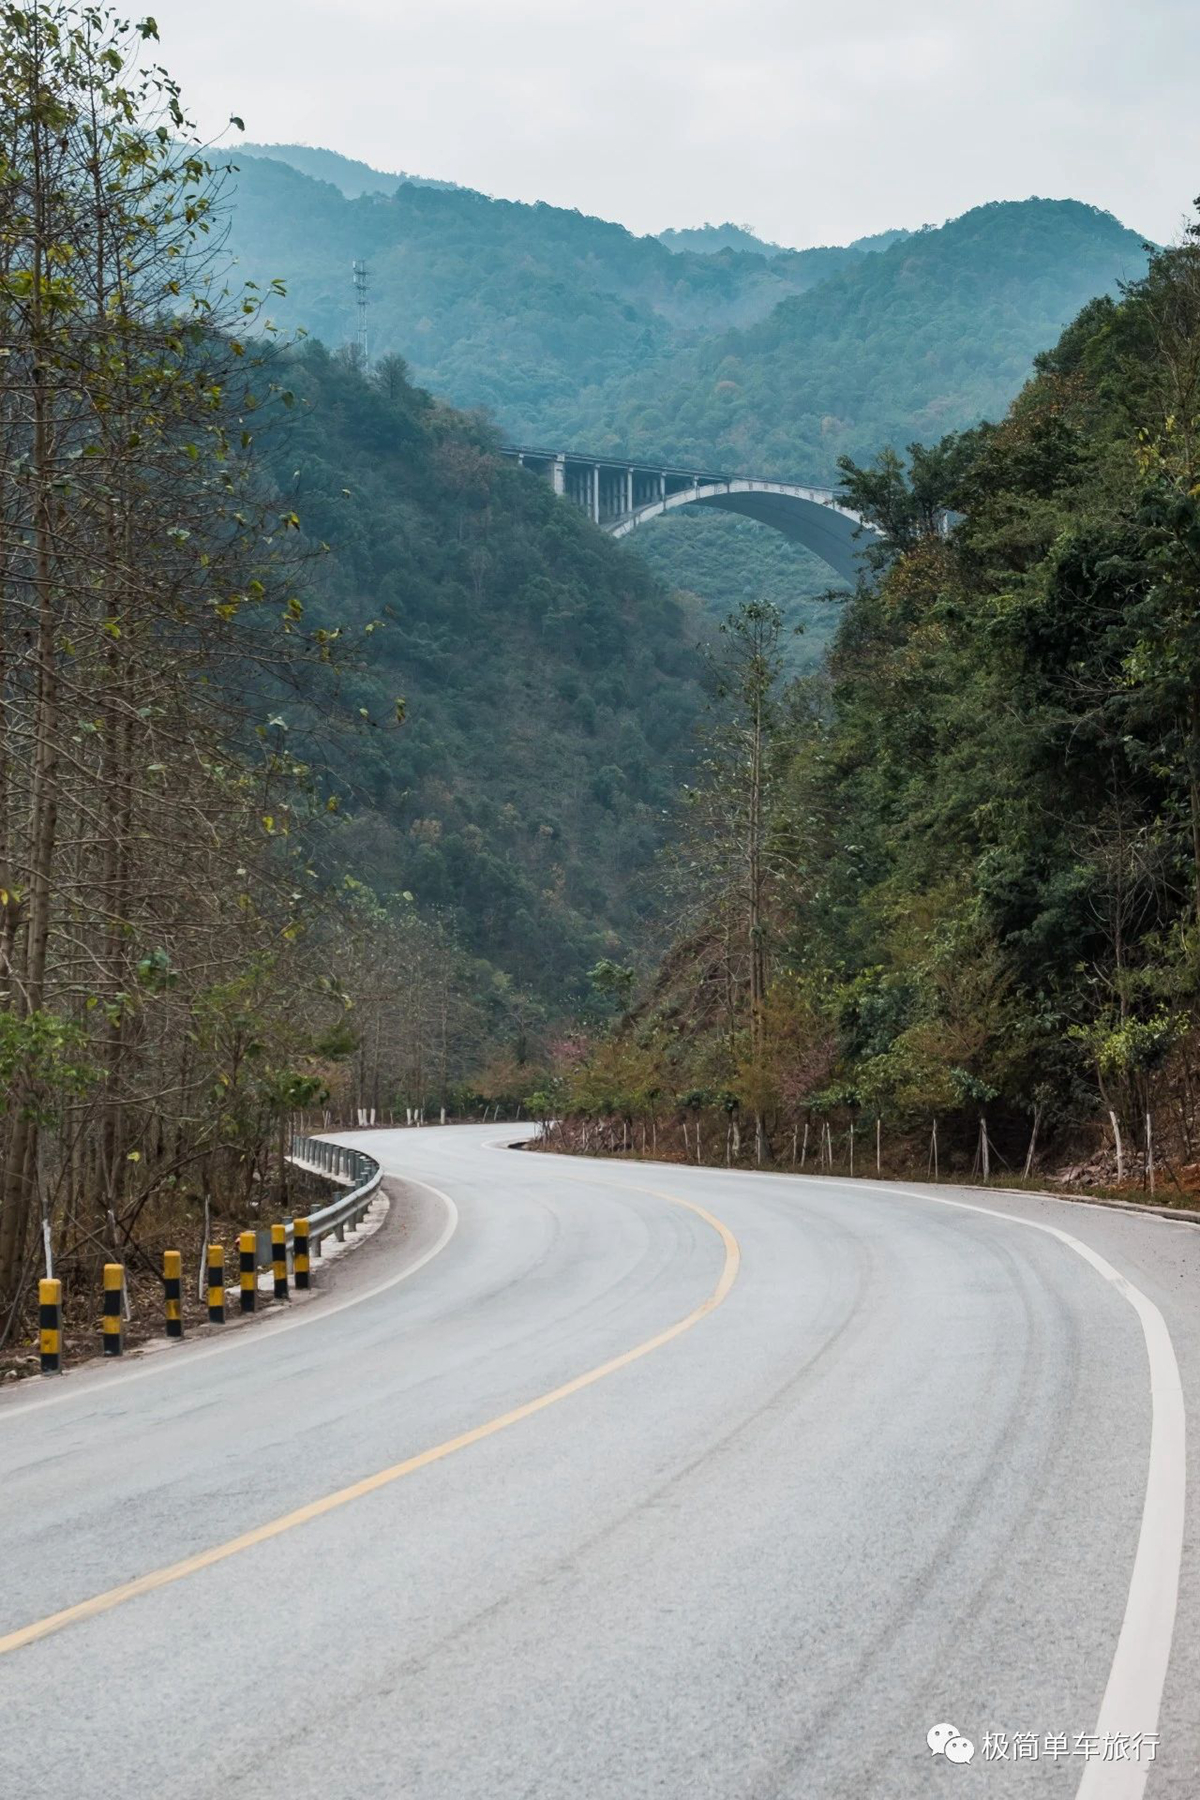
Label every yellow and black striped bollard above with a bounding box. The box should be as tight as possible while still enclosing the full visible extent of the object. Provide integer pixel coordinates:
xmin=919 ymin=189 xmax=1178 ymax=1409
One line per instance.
xmin=239 ymin=1230 xmax=257 ymax=1313
xmin=163 ymin=1249 xmax=183 ymax=1339
xmin=39 ymin=1278 xmax=62 ymax=1376
xmin=294 ymin=1217 xmax=310 ymax=1291
xmin=102 ymin=1262 xmax=123 ymax=1356
xmin=207 ymin=1243 xmax=225 ymax=1323
xmin=271 ymin=1223 xmax=288 ymax=1300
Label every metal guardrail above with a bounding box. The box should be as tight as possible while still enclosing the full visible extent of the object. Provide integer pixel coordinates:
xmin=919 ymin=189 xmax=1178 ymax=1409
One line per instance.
xmin=279 ymin=1134 xmax=384 ymax=1262
xmin=35 ymin=1135 xmax=387 ymax=1374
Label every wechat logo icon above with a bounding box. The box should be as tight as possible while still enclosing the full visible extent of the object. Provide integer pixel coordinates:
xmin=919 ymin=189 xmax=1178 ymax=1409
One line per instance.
xmin=928 ymin=1721 xmax=975 ymax=1765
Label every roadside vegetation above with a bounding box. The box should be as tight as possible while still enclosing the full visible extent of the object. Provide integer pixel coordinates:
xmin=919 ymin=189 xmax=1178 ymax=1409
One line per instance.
xmin=2 ymin=3 xmax=1190 ymax=1367
xmin=535 ymin=214 xmax=1200 ymax=1204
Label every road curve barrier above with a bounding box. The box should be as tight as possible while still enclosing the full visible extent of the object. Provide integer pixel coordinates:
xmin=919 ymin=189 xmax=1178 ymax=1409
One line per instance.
xmin=207 ymin=1244 xmax=225 ymax=1323
xmin=39 ymin=1279 xmax=61 ymax=1375
xmin=31 ymin=1138 xmax=382 ymax=1376
xmin=163 ymin=1251 xmax=183 ymax=1340
xmin=286 ymin=1135 xmax=383 ymax=1251
xmin=239 ymin=1231 xmax=257 ymax=1314
xmin=102 ymin=1264 xmax=124 ymax=1356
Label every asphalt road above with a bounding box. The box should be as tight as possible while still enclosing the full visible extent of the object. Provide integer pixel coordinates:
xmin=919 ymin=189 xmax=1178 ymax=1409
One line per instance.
xmin=1 ymin=1125 xmax=1196 ymax=1799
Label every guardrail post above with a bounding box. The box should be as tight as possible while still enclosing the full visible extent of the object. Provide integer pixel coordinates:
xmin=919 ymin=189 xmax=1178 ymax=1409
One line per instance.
xmin=271 ymin=1223 xmax=288 ymax=1300
xmin=102 ymin=1263 xmax=124 ymax=1355
xmin=207 ymin=1243 xmax=225 ymax=1322
xmin=163 ymin=1250 xmax=183 ymax=1339
xmin=239 ymin=1231 xmax=257 ymax=1312
xmin=294 ymin=1217 xmax=310 ymax=1290
xmin=39 ymin=1278 xmax=62 ymax=1375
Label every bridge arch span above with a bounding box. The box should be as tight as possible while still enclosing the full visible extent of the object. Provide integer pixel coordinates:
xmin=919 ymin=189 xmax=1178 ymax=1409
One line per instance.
xmin=502 ymin=448 xmax=880 ymax=585
xmin=610 ymin=478 xmax=874 ymax=586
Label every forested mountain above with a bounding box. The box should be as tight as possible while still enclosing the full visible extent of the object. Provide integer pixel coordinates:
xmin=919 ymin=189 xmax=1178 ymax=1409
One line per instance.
xmin=603 ymin=200 xmax=1152 ymax=478
xmin=658 ymin=223 xmax=787 ymax=257
xmin=222 ymin=157 xmax=1149 ymax=660
xmin=550 ymin=219 xmax=1200 ymax=1189
xmin=225 ymin=152 xmax=1144 ymax=483
xmin=268 ymin=346 xmax=704 ymax=1001
xmin=221 ymin=149 xmax=864 ymax=436
xmin=616 ymin=204 xmax=1146 ymax=656
xmin=0 ymin=5 xmax=714 ymax=1329
xmin=848 ymin=227 xmax=914 ymax=254
xmin=658 ymin=222 xmax=911 ymax=259
xmin=239 ymin=142 xmax=460 ymax=196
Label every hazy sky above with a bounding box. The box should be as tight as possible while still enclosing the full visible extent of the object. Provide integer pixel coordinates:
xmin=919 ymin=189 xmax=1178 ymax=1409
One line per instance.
xmin=150 ymin=0 xmax=1198 ymax=247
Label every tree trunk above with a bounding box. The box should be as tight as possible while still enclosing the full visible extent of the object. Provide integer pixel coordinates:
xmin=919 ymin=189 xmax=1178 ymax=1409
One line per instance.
xmin=1109 ymin=1109 xmax=1125 ymax=1183
xmin=1022 ymin=1105 xmax=1042 ymax=1180
xmin=0 ymin=103 xmax=60 ymax=1312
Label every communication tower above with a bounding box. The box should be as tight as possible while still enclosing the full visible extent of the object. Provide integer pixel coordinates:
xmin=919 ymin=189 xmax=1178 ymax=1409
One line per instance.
xmin=352 ymin=258 xmax=369 ymax=371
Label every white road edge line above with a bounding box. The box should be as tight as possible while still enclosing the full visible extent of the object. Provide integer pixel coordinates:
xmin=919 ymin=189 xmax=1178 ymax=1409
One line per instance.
xmin=0 ymin=1171 xmax=459 ymax=1423
xmin=878 ymin=1184 xmax=1186 ymax=1800
xmin=514 ymin=1139 xmax=1184 ymax=1800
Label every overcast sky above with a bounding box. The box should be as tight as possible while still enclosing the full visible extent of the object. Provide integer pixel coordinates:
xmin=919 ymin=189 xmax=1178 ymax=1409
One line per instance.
xmin=150 ymin=0 xmax=1198 ymax=247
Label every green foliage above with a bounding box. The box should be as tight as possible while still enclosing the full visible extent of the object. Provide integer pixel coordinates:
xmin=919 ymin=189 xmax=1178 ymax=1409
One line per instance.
xmin=264 ymin=343 xmax=705 ymax=1004
xmin=221 ymin=166 xmax=1150 ymax=645
xmin=627 ymin=510 xmax=848 ymax=673
xmin=0 ymin=1012 xmax=96 ymax=1124
xmin=587 ymin=959 xmax=637 ymax=1010
xmin=584 ymin=215 xmax=1200 ymax=1170
xmin=221 ymin=150 xmax=849 ymax=442
xmin=611 ymin=200 xmax=1150 ymax=481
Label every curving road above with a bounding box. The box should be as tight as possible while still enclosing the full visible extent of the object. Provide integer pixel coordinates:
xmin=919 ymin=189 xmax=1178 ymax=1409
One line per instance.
xmin=1 ymin=1125 xmax=1196 ymax=1798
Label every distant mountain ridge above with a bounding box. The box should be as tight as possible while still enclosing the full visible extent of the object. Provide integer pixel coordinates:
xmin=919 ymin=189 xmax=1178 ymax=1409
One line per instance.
xmin=658 ymin=222 xmax=789 ymax=257
xmin=219 ymin=148 xmax=1151 ymax=660
xmin=658 ymin=221 xmax=913 ymax=259
xmin=238 ymin=142 xmax=460 ymax=197
xmin=223 ymin=150 xmax=865 ymax=437
xmin=605 ymin=198 xmax=1150 ymax=480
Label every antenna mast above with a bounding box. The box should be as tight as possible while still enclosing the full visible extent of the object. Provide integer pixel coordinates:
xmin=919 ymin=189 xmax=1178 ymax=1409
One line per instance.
xmin=352 ymin=257 xmax=369 ymax=371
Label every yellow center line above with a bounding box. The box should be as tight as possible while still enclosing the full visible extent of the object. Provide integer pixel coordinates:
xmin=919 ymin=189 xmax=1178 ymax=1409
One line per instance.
xmin=0 ymin=1183 xmax=740 ymax=1659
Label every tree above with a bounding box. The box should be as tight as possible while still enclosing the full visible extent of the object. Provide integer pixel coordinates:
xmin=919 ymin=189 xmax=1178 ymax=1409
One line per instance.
xmin=660 ymin=600 xmax=792 ymax=1158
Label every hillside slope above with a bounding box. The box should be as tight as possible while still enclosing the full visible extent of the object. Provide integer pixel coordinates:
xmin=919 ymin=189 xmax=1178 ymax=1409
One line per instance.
xmin=611 ymin=199 xmax=1151 ymax=479
xmin=268 ymin=345 xmax=704 ymax=1001
xmin=238 ymin=142 xmax=459 ymax=196
xmin=223 ymin=151 xmax=862 ymax=436
xmin=228 ymin=164 xmax=1151 ymax=672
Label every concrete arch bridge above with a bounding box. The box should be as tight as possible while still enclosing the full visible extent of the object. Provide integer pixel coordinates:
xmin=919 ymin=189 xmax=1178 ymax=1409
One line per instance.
xmin=502 ymin=446 xmax=879 ymax=585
